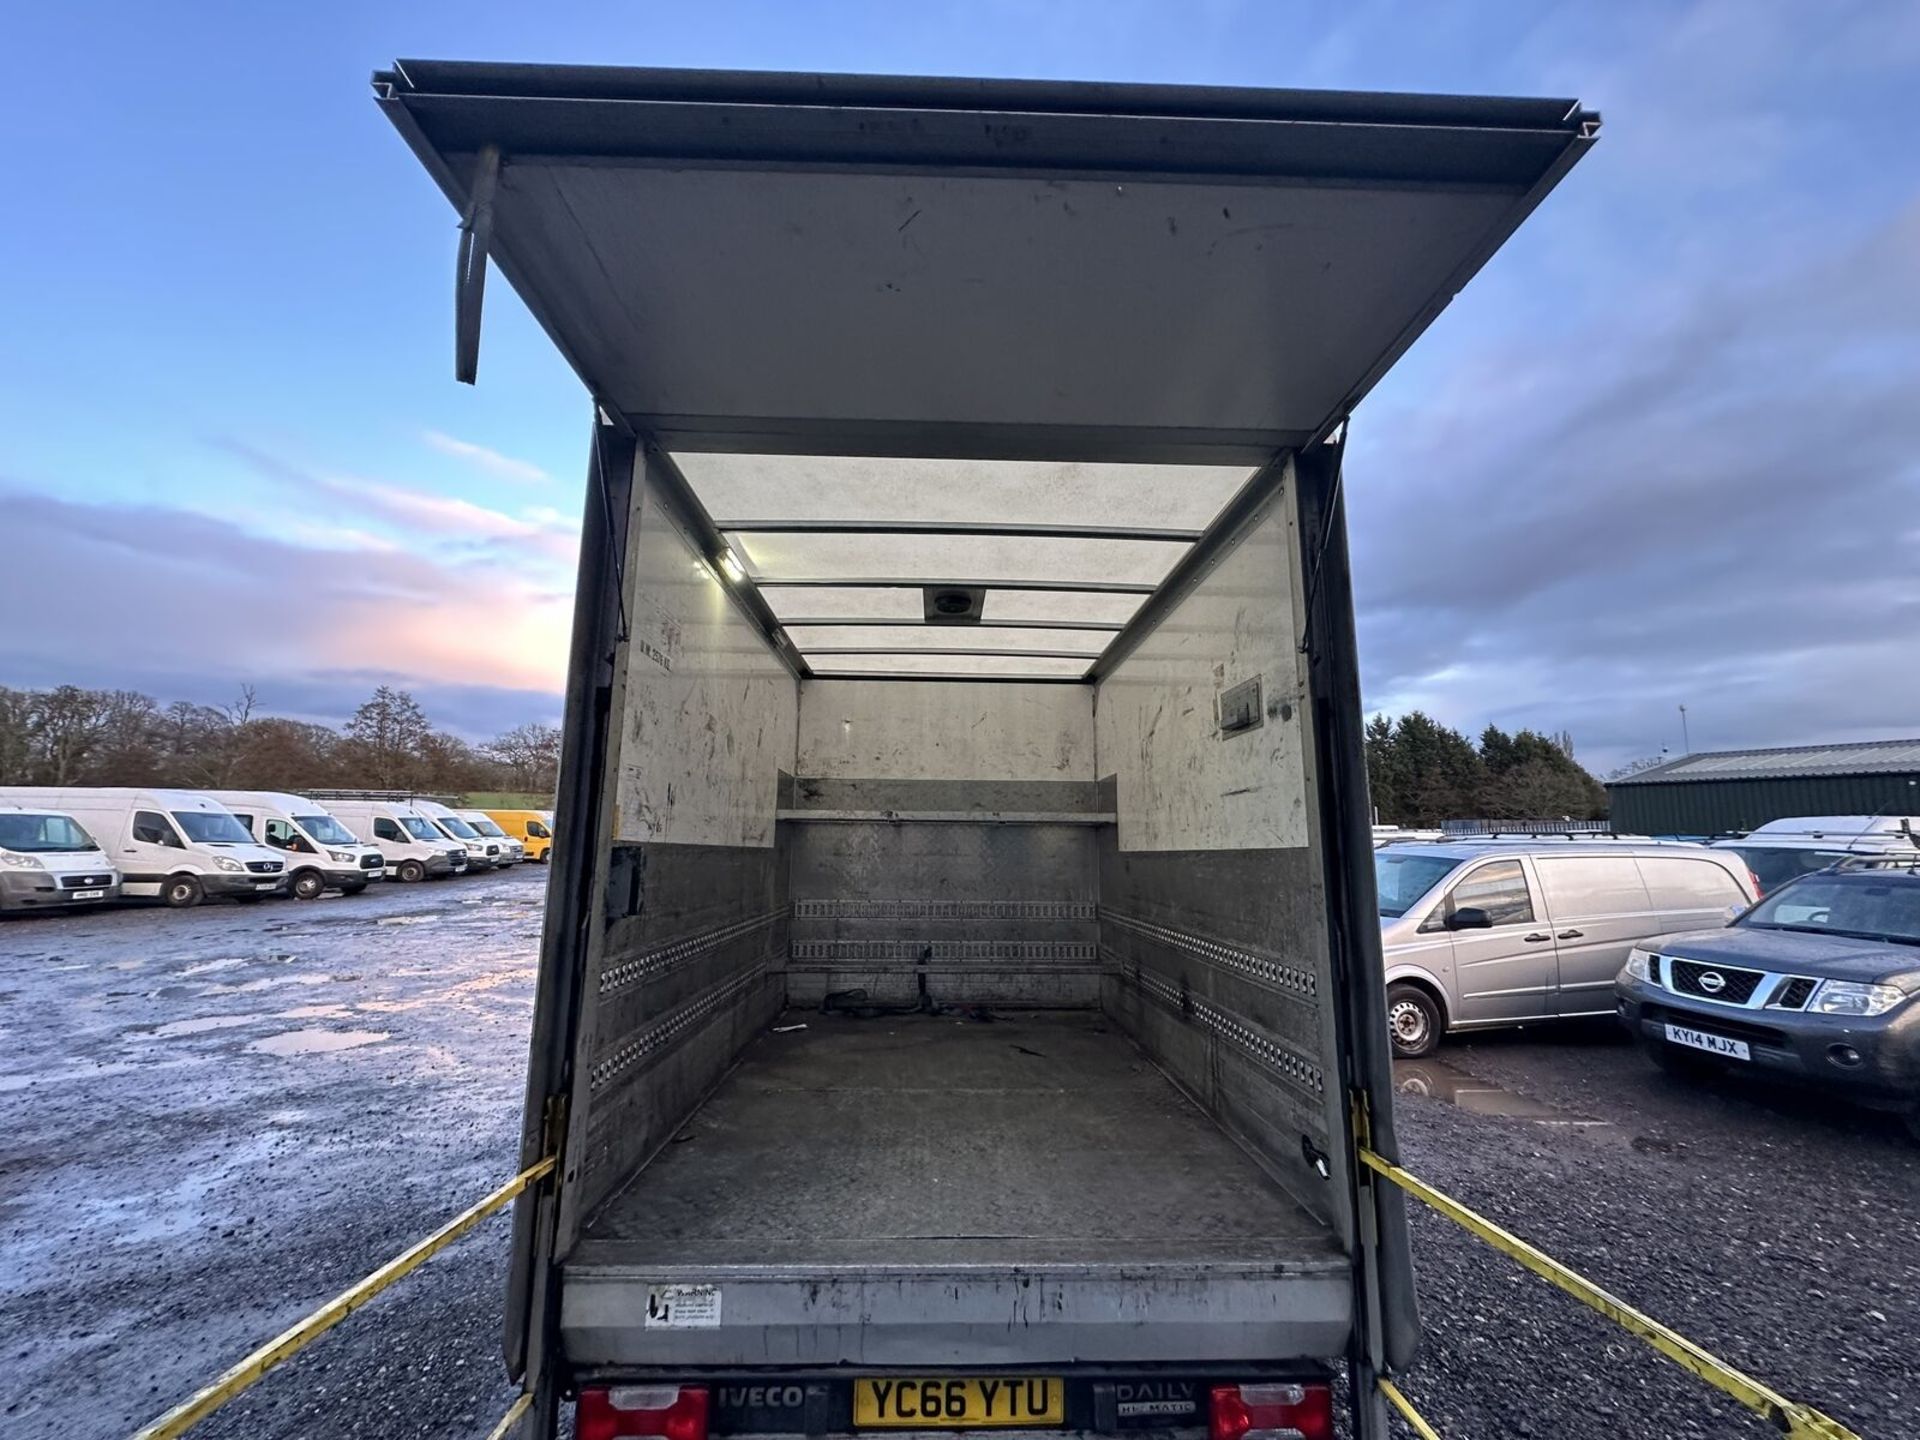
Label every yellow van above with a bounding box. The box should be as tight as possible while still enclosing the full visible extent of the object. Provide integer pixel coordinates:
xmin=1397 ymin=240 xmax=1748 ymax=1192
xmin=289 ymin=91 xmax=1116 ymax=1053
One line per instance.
xmin=484 ymin=809 xmax=554 ymax=863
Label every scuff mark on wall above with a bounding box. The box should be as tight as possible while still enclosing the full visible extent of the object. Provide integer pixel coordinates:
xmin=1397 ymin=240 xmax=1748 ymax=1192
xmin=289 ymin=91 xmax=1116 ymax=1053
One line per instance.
xmin=613 ymin=468 xmax=797 ymax=848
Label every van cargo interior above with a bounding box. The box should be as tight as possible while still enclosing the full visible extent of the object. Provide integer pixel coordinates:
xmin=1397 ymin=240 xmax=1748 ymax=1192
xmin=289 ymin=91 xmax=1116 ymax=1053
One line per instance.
xmin=376 ymin=60 xmax=1595 ymax=1409
xmin=556 ymin=446 xmax=1355 ymax=1367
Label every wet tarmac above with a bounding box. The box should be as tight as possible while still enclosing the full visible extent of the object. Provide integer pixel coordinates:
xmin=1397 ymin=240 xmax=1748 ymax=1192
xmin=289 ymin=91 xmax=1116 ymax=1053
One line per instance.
xmin=0 ymin=868 xmax=545 ymax=1439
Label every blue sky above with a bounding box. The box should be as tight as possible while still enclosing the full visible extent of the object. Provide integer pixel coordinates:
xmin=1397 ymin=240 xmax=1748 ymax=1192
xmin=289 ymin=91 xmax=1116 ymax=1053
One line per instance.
xmin=2 ymin=1 xmax=1916 ymax=769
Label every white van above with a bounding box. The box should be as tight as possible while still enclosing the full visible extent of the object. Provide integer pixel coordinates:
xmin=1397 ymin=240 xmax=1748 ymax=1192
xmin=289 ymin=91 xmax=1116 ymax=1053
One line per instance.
xmin=0 ymin=805 xmax=122 ymax=912
xmin=323 ymin=799 xmax=469 ymax=883
xmin=455 ymin=810 xmax=525 ymax=865
xmin=1713 ymin=815 xmax=1920 ymax=896
xmin=411 ymin=799 xmax=504 ymax=870
xmin=0 ymin=787 xmax=288 ymax=907
xmin=202 ymin=791 xmax=386 ymax=899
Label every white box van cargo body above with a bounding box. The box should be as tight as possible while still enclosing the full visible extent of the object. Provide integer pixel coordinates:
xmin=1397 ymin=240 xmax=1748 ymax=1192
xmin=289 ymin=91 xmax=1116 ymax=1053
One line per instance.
xmin=415 ymin=799 xmax=504 ymax=870
xmin=324 ymin=799 xmax=470 ymax=882
xmin=0 ymin=806 xmax=121 ymax=911
xmin=378 ymin=61 xmax=1595 ymax=1439
xmin=203 ymin=791 xmax=387 ymax=898
xmin=459 ymin=811 xmax=527 ymax=865
xmin=0 ymin=788 xmax=287 ymax=907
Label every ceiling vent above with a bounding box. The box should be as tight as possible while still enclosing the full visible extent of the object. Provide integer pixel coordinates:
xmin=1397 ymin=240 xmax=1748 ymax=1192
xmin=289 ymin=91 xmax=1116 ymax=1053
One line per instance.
xmin=923 ymin=586 xmax=985 ymax=625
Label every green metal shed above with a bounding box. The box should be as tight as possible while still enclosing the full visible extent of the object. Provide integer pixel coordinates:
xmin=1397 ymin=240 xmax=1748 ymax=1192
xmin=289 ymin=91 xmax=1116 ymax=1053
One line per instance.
xmin=1607 ymin=739 xmax=1920 ymax=835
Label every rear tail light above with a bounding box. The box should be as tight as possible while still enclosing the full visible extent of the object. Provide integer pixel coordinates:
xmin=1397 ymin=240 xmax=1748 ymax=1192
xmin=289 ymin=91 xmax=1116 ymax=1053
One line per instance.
xmin=1209 ymin=1382 xmax=1333 ymax=1440
xmin=1748 ymin=870 xmax=1764 ymax=898
xmin=577 ymin=1385 xmax=710 ymax=1440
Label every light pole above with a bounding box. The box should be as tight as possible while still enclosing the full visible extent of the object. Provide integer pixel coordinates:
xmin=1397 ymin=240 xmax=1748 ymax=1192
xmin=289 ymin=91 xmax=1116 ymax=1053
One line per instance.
xmin=1679 ymin=704 xmax=1690 ymax=755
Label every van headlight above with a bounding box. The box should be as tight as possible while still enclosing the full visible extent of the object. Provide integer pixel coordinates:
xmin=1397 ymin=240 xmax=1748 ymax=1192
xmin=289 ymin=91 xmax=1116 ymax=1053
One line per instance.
xmin=328 ymin=850 xmax=355 ymax=863
xmin=1809 ymin=981 xmax=1907 ymax=1017
xmin=0 ymin=852 xmax=45 ymax=870
xmin=1623 ymin=948 xmax=1653 ymax=983
xmin=212 ymin=856 xmax=244 ymax=873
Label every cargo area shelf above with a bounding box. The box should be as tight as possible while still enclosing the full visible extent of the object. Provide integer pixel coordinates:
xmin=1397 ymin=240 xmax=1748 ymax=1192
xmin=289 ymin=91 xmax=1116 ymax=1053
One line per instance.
xmin=563 ymin=1014 xmax=1350 ymax=1367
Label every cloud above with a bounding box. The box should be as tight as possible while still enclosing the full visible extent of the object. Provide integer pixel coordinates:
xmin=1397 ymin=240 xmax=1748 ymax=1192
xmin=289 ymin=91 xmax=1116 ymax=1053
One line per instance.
xmin=1348 ymin=196 xmax=1920 ymax=771
xmin=422 ymin=430 xmax=553 ymax=485
xmin=0 ymin=491 xmax=572 ymax=725
xmin=211 ymin=436 xmax=580 ymax=565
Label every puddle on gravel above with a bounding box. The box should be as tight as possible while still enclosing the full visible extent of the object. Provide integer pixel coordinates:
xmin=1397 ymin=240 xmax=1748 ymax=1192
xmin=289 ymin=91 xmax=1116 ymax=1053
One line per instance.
xmin=1394 ymin=1059 xmax=1609 ymax=1127
xmin=247 ymin=1028 xmax=390 ymax=1057
xmin=141 ymin=1015 xmax=259 ymax=1038
xmin=274 ymin=1004 xmax=353 ymax=1021
xmin=181 ymin=958 xmax=249 ymax=976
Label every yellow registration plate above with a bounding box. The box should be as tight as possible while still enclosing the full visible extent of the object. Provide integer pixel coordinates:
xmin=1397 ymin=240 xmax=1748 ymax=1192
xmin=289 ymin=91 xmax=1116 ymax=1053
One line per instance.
xmin=854 ymin=1377 xmax=1064 ymax=1428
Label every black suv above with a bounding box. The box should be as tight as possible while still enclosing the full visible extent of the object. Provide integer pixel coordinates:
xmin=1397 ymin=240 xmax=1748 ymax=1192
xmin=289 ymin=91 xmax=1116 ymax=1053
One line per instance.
xmin=1615 ymin=866 xmax=1920 ymax=1139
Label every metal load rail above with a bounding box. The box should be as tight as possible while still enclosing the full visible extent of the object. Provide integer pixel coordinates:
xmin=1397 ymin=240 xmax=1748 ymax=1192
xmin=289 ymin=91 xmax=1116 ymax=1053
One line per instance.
xmin=129 ymin=1143 xmax=1862 ymax=1440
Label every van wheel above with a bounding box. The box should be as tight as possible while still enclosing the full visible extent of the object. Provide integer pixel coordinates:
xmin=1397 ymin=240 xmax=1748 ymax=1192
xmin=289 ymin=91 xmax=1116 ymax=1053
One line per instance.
xmin=163 ymin=875 xmax=204 ymax=909
xmin=291 ymin=870 xmax=326 ymax=901
xmin=397 ymin=859 xmax=427 ymax=884
xmin=1387 ymin=984 xmax=1442 ymax=1059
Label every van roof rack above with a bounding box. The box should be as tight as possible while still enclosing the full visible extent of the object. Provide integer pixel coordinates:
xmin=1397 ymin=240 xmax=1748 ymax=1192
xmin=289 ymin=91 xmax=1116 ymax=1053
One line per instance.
xmin=303 ymin=788 xmax=459 ymax=805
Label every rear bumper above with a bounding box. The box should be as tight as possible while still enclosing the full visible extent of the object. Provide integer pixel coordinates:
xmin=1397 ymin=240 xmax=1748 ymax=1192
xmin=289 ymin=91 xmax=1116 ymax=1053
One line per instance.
xmin=566 ymin=1364 xmax=1333 ymax=1437
xmin=561 ymin=1264 xmax=1352 ymax=1370
xmin=0 ymin=870 xmax=122 ymax=910
xmin=1617 ymin=982 xmax=1920 ymax=1108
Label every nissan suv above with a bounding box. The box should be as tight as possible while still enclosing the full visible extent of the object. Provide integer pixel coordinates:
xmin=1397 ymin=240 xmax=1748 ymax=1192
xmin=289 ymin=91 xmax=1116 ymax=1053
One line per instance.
xmin=1615 ymin=864 xmax=1920 ymax=1140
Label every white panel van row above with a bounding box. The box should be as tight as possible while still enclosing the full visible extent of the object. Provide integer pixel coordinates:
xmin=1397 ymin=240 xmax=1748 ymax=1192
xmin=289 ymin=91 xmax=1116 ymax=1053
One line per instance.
xmin=0 ymin=788 xmax=288 ymax=908
xmin=320 ymin=800 xmax=474 ymax=882
xmin=0 ymin=788 xmax=529 ymax=912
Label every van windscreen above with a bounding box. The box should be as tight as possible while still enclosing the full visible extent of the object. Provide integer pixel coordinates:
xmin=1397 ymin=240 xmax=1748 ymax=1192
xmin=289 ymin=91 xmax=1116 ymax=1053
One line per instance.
xmin=295 ymin=814 xmax=357 ymax=845
xmin=0 ymin=814 xmax=96 ymax=852
xmin=1375 ymin=852 xmax=1459 ymax=919
xmin=400 ymin=816 xmax=442 ymax=841
xmin=171 ymin=811 xmax=254 ymax=845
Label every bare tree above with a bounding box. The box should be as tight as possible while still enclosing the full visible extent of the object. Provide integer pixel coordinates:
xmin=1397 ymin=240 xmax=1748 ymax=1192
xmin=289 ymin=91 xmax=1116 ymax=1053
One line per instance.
xmin=344 ymin=686 xmax=433 ymax=788
xmin=0 ymin=686 xmax=33 ymax=783
xmin=484 ymin=721 xmax=563 ymax=793
xmin=29 ymin=685 xmax=115 ymax=784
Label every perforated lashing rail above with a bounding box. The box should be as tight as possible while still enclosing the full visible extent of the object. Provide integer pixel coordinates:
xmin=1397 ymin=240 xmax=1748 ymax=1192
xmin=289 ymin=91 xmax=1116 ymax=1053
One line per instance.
xmin=1100 ymin=909 xmax=1319 ymax=999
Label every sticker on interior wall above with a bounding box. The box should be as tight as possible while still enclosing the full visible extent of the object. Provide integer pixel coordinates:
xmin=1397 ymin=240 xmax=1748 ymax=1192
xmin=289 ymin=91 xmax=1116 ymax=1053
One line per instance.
xmin=646 ymin=1283 xmax=722 ymax=1329
xmin=630 ymin=598 xmax=682 ymax=673
xmin=1217 ymin=676 xmax=1264 ymax=737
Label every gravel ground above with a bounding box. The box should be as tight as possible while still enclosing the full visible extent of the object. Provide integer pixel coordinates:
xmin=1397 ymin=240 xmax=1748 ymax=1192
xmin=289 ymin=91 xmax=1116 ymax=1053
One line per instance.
xmin=1387 ymin=1020 xmax=1918 ymax=1439
xmin=0 ymin=870 xmax=544 ymax=1439
xmin=2 ymin=888 xmax=1913 ymax=1439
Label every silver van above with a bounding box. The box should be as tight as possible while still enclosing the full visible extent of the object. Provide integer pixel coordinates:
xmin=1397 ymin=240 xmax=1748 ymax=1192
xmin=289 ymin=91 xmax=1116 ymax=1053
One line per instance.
xmin=1375 ymin=840 xmax=1756 ymax=1056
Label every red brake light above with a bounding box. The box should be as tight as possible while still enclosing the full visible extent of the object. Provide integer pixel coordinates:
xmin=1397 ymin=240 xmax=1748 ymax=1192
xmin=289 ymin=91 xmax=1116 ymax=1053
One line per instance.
xmin=577 ymin=1386 xmax=710 ymax=1440
xmin=1748 ymin=870 xmax=1764 ymax=899
xmin=1209 ymin=1382 xmax=1333 ymax=1440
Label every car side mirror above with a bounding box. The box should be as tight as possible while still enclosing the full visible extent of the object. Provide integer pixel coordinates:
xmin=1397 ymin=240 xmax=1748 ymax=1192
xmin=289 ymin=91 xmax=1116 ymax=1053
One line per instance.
xmin=1448 ymin=906 xmax=1493 ymax=931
